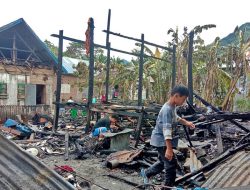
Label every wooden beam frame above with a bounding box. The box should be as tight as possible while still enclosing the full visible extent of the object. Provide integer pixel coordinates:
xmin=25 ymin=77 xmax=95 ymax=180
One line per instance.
xmin=15 ymin=32 xmax=43 ymax=63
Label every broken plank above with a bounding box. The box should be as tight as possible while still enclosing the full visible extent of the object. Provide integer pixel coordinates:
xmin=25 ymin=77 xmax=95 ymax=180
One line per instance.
xmin=13 ymin=139 xmax=42 ymax=144
xmin=215 ymin=124 xmax=223 ymax=154
xmin=205 ymin=113 xmax=250 ymax=121
xmin=91 ymin=107 xmax=141 ymax=117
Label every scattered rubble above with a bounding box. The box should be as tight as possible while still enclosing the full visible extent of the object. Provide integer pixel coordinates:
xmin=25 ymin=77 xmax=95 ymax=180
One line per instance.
xmin=0 ymin=98 xmax=250 ymax=189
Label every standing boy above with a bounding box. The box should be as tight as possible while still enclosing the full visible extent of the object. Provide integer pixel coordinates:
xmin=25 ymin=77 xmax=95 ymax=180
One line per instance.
xmin=141 ymin=85 xmax=195 ymax=188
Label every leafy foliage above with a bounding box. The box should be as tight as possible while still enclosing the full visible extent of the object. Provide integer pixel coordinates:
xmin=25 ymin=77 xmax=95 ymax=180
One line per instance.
xmin=44 ymin=40 xmax=58 ymax=56
xmin=44 ymin=24 xmax=250 ymax=110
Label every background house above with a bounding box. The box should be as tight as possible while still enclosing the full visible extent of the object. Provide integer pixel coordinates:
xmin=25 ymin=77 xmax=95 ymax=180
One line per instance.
xmin=0 ymin=18 xmax=83 ymax=106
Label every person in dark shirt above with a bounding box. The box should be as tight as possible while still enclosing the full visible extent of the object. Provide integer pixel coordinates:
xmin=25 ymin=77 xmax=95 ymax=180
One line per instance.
xmin=92 ymin=114 xmax=119 ymax=137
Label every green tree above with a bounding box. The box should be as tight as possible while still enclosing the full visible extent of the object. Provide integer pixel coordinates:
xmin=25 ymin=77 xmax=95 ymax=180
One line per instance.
xmin=44 ymin=40 xmax=58 ymax=56
xmin=64 ymin=42 xmax=86 ymax=59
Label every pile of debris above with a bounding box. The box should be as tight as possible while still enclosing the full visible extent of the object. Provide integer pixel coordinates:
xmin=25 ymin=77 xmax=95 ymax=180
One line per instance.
xmin=0 ymin=96 xmax=249 ymax=190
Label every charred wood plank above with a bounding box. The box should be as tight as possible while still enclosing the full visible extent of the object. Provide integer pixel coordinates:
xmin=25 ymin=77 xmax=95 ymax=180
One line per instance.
xmin=205 ymin=113 xmax=250 ymax=121
xmin=105 ymin=174 xmax=140 ymax=187
xmin=137 ymin=160 xmax=152 ymax=167
xmin=90 ymin=107 xmax=141 ymax=118
xmin=194 ymin=93 xmax=250 ymax=133
xmin=194 ymin=119 xmax=225 ymax=127
xmin=35 ymin=130 xmax=81 ymax=138
xmin=235 ymin=132 xmax=250 ymax=147
xmin=142 ymin=151 xmax=158 ymax=157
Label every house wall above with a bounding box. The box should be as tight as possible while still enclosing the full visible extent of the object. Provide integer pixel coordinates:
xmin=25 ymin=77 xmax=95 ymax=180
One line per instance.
xmin=0 ymin=65 xmax=82 ymax=105
xmin=29 ymin=69 xmax=54 ymax=105
xmin=56 ymin=74 xmax=83 ymax=102
xmin=7 ymin=74 xmax=18 ymax=105
xmin=0 ymin=70 xmax=29 ymax=105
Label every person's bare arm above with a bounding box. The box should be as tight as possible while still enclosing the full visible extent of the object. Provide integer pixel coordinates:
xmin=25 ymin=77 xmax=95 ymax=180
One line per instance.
xmin=165 ymin=139 xmax=173 ymax=160
xmin=178 ymin=118 xmax=195 ymax=129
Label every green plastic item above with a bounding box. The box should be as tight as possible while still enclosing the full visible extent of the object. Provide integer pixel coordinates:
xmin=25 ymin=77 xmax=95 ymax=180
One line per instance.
xmin=70 ymin=108 xmax=78 ymax=119
xmin=82 ymin=110 xmax=87 ymax=117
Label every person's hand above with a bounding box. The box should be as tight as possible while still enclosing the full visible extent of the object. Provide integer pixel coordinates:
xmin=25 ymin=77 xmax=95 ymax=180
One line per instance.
xmin=110 ymin=125 xmax=118 ymax=130
xmin=165 ymin=148 xmax=173 ymax=161
xmin=186 ymin=121 xmax=195 ymax=129
xmin=197 ymin=115 xmax=206 ymax=122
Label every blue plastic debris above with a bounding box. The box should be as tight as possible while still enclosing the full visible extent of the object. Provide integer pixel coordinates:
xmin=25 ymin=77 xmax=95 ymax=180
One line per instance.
xmin=4 ymin=119 xmax=32 ymax=137
xmin=4 ymin=119 xmax=18 ymax=127
xmin=16 ymin=124 xmax=33 ymax=137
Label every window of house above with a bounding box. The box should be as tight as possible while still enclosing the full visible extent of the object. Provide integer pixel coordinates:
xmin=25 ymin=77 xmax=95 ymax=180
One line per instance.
xmin=0 ymin=83 xmax=7 ymax=99
xmin=17 ymin=83 xmax=25 ymax=99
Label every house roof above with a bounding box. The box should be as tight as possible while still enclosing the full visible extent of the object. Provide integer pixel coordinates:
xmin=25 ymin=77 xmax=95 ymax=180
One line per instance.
xmin=62 ymin=56 xmax=89 ymax=74
xmin=0 ymin=18 xmax=67 ymax=73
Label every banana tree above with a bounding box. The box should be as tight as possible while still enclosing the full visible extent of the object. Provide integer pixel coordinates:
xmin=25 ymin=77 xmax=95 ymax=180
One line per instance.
xmin=221 ymin=30 xmax=250 ymax=110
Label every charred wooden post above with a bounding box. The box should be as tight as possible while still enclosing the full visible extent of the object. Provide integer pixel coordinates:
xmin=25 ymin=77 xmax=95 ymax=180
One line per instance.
xmin=172 ymin=45 xmax=176 ymax=89
xmin=138 ymin=34 xmax=144 ymax=106
xmin=135 ymin=108 xmax=144 ymax=147
xmin=64 ymin=129 xmax=69 ymax=161
xmin=105 ymin=42 xmax=111 ymax=102
xmin=188 ymin=31 xmax=194 ymax=105
xmin=105 ymin=9 xmax=111 ymax=102
xmin=53 ymin=30 xmax=63 ymax=132
xmin=183 ymin=125 xmax=193 ymax=147
xmin=86 ymin=18 xmax=95 ymax=132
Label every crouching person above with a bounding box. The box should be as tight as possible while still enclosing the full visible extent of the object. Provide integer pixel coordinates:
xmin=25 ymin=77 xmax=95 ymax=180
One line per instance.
xmin=91 ymin=114 xmax=120 ymax=149
xmin=141 ymin=85 xmax=195 ymax=189
xmin=92 ymin=114 xmax=119 ymax=138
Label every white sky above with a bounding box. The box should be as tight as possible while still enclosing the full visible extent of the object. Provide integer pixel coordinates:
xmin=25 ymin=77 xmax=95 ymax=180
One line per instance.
xmin=1 ymin=0 xmax=249 ymax=59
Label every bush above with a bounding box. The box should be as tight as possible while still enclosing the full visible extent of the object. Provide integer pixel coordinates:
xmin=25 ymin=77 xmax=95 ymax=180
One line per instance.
xmin=235 ymin=98 xmax=250 ymax=112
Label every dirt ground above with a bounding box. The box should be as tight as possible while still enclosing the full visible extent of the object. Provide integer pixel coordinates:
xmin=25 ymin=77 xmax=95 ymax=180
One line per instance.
xmin=39 ymin=155 xmax=143 ymax=190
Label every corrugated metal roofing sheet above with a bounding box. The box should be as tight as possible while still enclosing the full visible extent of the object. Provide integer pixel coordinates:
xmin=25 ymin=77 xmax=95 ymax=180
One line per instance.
xmin=202 ymin=150 xmax=250 ymax=189
xmin=0 ymin=133 xmax=76 ymax=190
xmin=62 ymin=57 xmax=89 ymax=74
xmin=0 ymin=18 xmax=68 ymax=73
